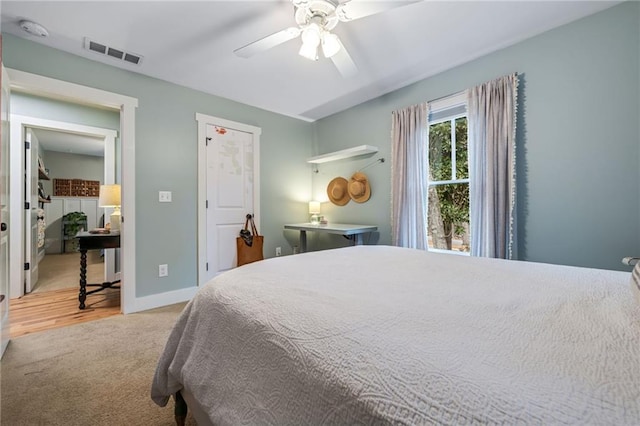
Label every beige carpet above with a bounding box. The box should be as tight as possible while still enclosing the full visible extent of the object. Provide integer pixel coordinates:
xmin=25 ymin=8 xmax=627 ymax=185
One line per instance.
xmin=34 ymin=252 xmax=104 ymax=293
xmin=1 ymin=303 xmax=197 ymax=425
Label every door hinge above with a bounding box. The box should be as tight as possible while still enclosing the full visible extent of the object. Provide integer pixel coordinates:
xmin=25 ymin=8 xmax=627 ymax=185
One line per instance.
xmin=24 ymin=262 xmax=30 ymax=271
xmin=206 ymin=262 xmax=209 ymax=271
xmin=206 ymin=137 xmax=211 ymax=146
xmin=24 ymin=202 xmax=30 ymax=210
xmin=24 ymin=141 xmax=30 ymax=149
xmin=206 ymin=200 xmax=208 ymax=209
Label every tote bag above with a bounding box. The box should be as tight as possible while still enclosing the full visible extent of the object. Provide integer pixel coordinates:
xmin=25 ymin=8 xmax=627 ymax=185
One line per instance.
xmin=236 ymin=214 xmax=264 ymax=266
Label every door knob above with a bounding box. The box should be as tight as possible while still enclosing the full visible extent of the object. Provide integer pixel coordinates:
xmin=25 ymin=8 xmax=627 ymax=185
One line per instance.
xmin=1 ymin=223 xmax=6 ymax=231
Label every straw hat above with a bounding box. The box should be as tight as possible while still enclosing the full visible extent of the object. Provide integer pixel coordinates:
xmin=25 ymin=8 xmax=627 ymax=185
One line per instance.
xmin=327 ymin=177 xmax=350 ymax=206
xmin=348 ymin=172 xmax=371 ymax=203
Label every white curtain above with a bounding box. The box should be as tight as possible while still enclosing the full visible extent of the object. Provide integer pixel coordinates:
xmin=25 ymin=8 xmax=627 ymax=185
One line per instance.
xmin=468 ymin=73 xmax=518 ymax=259
xmin=391 ymin=103 xmax=429 ymax=249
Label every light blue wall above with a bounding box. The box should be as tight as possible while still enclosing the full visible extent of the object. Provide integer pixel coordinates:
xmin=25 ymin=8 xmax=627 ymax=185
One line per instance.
xmin=312 ymin=1 xmax=640 ymax=271
xmin=11 ymin=91 xmax=120 ymax=129
xmin=11 ymin=91 xmax=119 ymax=195
xmin=3 ymin=33 xmax=313 ymax=298
xmin=39 ymin=151 xmax=104 ymax=196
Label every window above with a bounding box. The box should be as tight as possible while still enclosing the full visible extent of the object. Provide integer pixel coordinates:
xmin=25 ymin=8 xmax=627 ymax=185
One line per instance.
xmin=427 ymin=94 xmax=469 ymax=253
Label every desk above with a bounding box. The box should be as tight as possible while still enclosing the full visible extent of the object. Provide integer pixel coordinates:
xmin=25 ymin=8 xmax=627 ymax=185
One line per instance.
xmin=76 ymin=231 xmax=120 ymax=309
xmin=284 ymin=223 xmax=377 ymax=253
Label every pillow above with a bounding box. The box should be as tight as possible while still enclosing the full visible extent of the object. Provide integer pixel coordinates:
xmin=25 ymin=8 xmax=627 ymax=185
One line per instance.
xmin=632 ymin=261 xmax=640 ymax=305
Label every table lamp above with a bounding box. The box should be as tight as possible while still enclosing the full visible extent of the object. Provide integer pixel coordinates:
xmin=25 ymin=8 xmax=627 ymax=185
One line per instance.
xmin=309 ymin=201 xmax=321 ymax=225
xmin=99 ymin=184 xmax=121 ymax=232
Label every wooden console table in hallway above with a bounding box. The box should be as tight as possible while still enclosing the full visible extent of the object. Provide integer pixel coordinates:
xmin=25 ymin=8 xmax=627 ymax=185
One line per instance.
xmin=76 ymin=231 xmax=120 ymax=309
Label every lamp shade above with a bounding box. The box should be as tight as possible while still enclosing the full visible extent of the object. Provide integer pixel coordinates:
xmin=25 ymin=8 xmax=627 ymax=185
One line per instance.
xmin=321 ymin=33 xmax=341 ymax=58
xmin=98 ymin=184 xmax=121 ymax=207
xmin=301 ymin=23 xmax=321 ymax=46
xmin=308 ymin=201 xmax=321 ymax=214
xmin=299 ymin=24 xmax=320 ymax=61
xmin=299 ymin=41 xmax=318 ymax=61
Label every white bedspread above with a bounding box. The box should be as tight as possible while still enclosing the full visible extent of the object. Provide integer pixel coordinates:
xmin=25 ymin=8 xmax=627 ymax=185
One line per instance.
xmin=152 ymin=246 xmax=640 ymax=425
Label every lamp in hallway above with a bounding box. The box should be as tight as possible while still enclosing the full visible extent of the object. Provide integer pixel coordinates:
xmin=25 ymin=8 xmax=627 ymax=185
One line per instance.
xmin=99 ymin=184 xmax=121 ymax=232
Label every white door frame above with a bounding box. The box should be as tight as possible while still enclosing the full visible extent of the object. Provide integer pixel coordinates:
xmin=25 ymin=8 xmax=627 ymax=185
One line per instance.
xmin=10 ymin=114 xmax=118 ymax=298
xmin=1 ymin=65 xmax=11 ymax=357
xmin=7 ymin=68 xmax=138 ymax=313
xmin=196 ymin=113 xmax=261 ymax=286
xmin=24 ymin=128 xmax=37 ymax=293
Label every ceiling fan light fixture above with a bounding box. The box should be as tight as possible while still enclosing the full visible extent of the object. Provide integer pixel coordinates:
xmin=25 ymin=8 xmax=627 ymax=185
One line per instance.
xmin=238 ymin=0 xmax=415 ymax=77
xmin=299 ymin=41 xmax=319 ymax=61
xmin=300 ymin=23 xmax=321 ymax=46
xmin=321 ymin=32 xmax=341 ymax=58
xmin=299 ymin=23 xmax=321 ymax=61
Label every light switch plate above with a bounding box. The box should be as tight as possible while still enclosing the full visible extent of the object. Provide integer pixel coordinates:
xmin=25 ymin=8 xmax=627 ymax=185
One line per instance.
xmin=159 ymin=191 xmax=172 ymax=202
xmin=159 ymin=264 xmax=168 ymax=277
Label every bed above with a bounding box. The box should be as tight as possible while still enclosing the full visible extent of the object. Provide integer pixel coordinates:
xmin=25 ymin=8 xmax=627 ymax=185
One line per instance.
xmin=151 ymin=245 xmax=640 ymax=425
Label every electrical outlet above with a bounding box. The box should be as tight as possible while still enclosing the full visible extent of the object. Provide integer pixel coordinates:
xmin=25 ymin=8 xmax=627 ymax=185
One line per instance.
xmin=159 ymin=264 xmax=168 ymax=277
xmin=275 ymin=247 xmax=282 ymax=257
xmin=159 ymin=191 xmax=172 ymax=202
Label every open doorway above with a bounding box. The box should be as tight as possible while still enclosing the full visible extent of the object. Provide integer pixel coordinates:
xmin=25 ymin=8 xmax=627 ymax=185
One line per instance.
xmin=29 ymin=126 xmax=112 ymax=299
xmin=7 ymin=68 xmax=137 ymax=330
xmin=4 ymin=68 xmax=137 ymax=345
xmin=14 ymin=99 xmax=119 ymax=291
xmin=8 ymin=87 xmax=126 ymax=336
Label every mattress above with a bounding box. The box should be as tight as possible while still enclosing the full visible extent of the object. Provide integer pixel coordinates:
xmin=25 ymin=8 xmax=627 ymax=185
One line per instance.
xmin=152 ymin=245 xmax=640 ymax=425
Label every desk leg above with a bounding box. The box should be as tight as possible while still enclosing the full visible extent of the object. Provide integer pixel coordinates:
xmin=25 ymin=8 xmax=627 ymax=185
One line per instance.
xmin=79 ymin=249 xmax=87 ymax=310
xmin=300 ymin=230 xmax=307 ymax=253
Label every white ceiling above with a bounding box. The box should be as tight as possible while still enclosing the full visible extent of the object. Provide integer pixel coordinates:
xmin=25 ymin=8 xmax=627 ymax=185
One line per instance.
xmin=1 ymin=1 xmax=620 ymax=122
xmin=32 ymin=128 xmax=105 ymax=157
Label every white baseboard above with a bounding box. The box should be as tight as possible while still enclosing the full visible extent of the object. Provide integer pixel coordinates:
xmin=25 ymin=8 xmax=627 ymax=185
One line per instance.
xmin=124 ymin=285 xmax=198 ymax=314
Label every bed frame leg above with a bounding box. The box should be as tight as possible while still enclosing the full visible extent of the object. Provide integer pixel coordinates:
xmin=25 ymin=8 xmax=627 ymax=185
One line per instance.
xmin=174 ymin=390 xmax=187 ymax=426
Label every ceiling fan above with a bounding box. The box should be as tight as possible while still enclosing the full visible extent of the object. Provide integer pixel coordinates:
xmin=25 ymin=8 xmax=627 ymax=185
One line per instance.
xmin=234 ymin=0 xmax=415 ymax=78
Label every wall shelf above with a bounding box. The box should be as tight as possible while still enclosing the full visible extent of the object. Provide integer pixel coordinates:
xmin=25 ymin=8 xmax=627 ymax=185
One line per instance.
xmin=38 ymin=161 xmax=51 ymax=208
xmin=307 ymin=145 xmax=378 ymax=164
xmin=38 ymin=167 xmax=50 ymax=180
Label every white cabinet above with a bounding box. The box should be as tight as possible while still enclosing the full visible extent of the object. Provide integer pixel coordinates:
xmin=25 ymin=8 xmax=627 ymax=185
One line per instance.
xmin=62 ymin=198 xmax=98 ymax=228
xmin=44 ymin=197 xmax=100 ymax=254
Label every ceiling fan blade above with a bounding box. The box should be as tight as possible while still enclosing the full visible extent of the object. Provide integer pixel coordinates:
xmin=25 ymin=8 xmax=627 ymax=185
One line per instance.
xmin=234 ymin=27 xmax=301 ymax=58
xmin=336 ymin=1 xmax=416 ymax=22
xmin=330 ymin=38 xmax=358 ymax=78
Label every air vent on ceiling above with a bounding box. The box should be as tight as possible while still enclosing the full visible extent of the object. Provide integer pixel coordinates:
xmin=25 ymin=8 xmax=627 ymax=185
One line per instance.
xmin=83 ymin=37 xmax=143 ymax=66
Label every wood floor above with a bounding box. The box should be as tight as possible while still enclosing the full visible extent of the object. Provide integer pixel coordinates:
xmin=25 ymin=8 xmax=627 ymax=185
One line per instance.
xmin=9 ymin=287 xmax=121 ymax=339
xmin=34 ymin=251 xmax=103 ymax=293
xmin=9 ymin=250 xmax=121 ymax=338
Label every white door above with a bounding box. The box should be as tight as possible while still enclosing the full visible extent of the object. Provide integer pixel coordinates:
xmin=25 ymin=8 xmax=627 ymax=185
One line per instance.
xmin=1 ymin=63 xmax=11 ymax=356
xmin=24 ymin=128 xmax=40 ymax=293
xmin=44 ymin=197 xmax=64 ymax=253
xmin=205 ymin=123 xmax=257 ymax=279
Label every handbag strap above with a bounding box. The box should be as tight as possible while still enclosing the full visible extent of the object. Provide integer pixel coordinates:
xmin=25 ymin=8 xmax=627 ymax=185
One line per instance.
xmin=244 ymin=214 xmax=260 ymax=236
xmin=249 ymin=216 xmax=259 ymax=236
